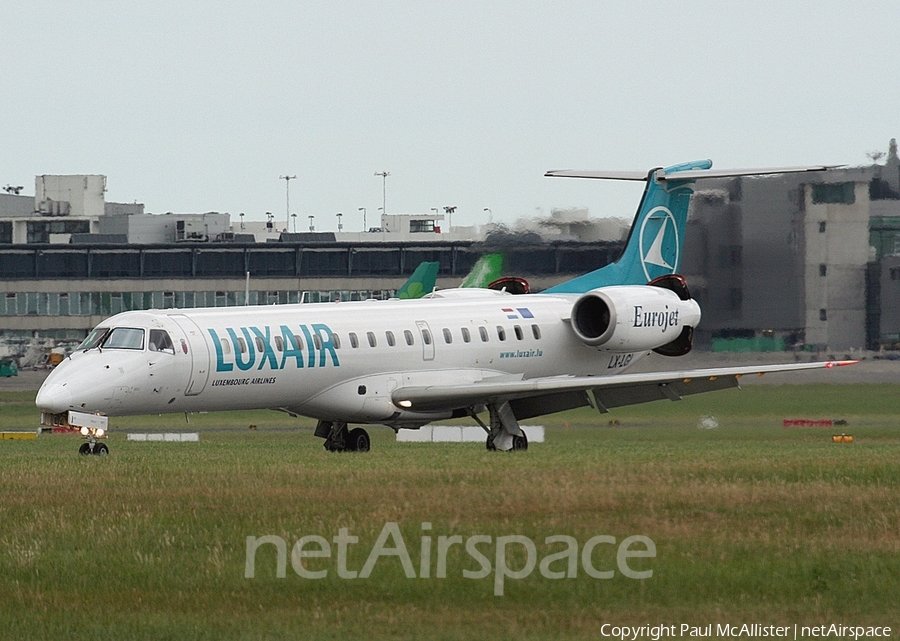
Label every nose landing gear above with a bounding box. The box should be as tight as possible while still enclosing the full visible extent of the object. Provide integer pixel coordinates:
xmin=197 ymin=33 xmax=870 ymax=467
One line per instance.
xmin=78 ymin=427 xmax=109 ymax=456
xmin=78 ymin=439 xmax=109 ymax=456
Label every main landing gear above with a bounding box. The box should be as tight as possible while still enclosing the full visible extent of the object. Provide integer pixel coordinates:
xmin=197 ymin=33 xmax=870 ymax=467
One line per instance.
xmin=314 ymin=403 xmax=531 ymax=454
xmin=316 ymin=421 xmax=371 ymax=453
xmin=486 ymin=432 xmax=528 ymax=452
xmin=472 ymin=402 xmax=529 ymax=452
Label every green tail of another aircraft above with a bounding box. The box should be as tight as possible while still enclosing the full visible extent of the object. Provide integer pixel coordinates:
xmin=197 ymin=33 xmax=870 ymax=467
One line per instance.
xmin=396 ymin=261 xmax=440 ymax=299
xmin=460 ymin=253 xmax=504 ymax=289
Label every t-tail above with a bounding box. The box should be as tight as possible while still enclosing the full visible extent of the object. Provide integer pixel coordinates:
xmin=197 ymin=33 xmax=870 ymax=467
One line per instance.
xmin=542 ymin=160 xmax=839 ymax=294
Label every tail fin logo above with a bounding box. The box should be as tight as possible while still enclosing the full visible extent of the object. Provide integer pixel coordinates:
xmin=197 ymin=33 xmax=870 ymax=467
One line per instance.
xmin=638 ymin=206 xmax=679 ymax=281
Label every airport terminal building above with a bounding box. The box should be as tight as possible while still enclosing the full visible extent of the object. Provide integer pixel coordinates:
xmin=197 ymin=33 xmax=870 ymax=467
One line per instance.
xmin=3 ymin=145 xmax=900 ymax=354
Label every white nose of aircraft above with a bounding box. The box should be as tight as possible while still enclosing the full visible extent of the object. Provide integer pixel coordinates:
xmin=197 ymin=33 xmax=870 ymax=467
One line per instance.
xmin=35 ymin=382 xmax=73 ymax=414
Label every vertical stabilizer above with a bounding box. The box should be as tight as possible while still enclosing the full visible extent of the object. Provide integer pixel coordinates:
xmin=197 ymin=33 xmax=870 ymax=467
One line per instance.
xmin=396 ymin=261 xmax=440 ymax=299
xmin=460 ymin=253 xmax=504 ymax=289
xmin=542 ymin=160 xmax=711 ymax=293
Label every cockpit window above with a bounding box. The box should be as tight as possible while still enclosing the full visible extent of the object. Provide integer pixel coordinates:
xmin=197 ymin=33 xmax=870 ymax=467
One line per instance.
xmin=148 ymin=329 xmax=175 ymax=354
xmin=102 ymin=327 xmax=145 ymax=350
xmin=78 ymin=327 xmax=110 ymax=351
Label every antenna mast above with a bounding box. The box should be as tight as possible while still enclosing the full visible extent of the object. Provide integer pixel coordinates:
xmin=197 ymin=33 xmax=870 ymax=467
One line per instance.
xmin=279 ymin=174 xmax=297 ymax=231
xmin=374 ymin=171 xmax=390 ymax=218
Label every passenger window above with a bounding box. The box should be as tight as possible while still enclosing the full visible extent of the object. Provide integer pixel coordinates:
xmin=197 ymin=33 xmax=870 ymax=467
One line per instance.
xmin=312 ymin=334 xmax=321 ymax=350
xmin=496 ymin=326 xmax=506 ymax=341
xmin=404 ymin=329 xmax=414 ymax=346
xmin=103 ymin=327 xmax=145 ymax=350
xmin=532 ymin=324 xmax=541 ymax=340
xmin=148 ymin=329 xmax=175 ymax=354
xmin=293 ymin=335 xmax=304 ymax=350
xmin=221 ymin=339 xmax=231 ymax=355
xmin=367 ymin=331 xmax=377 ymax=347
xmin=237 ymin=337 xmax=247 ymax=353
xmin=349 ymin=332 xmax=359 ymax=348
xmin=386 ymin=331 xmax=396 ymax=347
xmin=442 ymin=328 xmax=452 ymax=344
xmin=479 ymin=326 xmax=489 ymax=342
xmin=514 ymin=325 xmax=523 ymax=340
xmin=422 ymin=329 xmax=432 ymax=345
xmin=461 ymin=327 xmax=471 ymax=343
xmin=332 ymin=334 xmax=341 ymax=349
xmin=255 ymin=336 xmax=265 ymax=352
xmin=274 ymin=336 xmax=284 ymax=351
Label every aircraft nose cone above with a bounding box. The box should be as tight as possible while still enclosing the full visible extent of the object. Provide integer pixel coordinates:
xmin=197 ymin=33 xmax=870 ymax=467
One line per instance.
xmin=35 ymin=382 xmax=73 ymax=414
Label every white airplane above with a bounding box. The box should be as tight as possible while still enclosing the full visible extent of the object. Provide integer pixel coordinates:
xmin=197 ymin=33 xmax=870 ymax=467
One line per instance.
xmin=36 ymin=160 xmax=853 ymax=455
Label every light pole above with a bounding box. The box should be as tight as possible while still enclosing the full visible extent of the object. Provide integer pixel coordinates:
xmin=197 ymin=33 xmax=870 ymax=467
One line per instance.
xmin=336 ymin=212 xmax=343 ymax=232
xmin=374 ymin=171 xmax=390 ymax=215
xmin=483 ymin=208 xmax=492 ymax=223
xmin=239 ymin=212 xmax=245 ymax=230
xmin=358 ymin=207 xmax=367 ymax=232
xmin=279 ymin=174 xmax=297 ymax=231
xmin=443 ymin=206 xmax=456 ymax=231
xmin=291 ymin=213 xmax=297 ymax=232
xmin=308 ymin=215 xmax=315 ymax=232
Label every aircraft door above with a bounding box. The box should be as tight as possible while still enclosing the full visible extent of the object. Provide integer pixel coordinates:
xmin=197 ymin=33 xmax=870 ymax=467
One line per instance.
xmin=415 ymin=320 xmax=434 ymax=361
xmin=170 ymin=315 xmax=211 ymax=396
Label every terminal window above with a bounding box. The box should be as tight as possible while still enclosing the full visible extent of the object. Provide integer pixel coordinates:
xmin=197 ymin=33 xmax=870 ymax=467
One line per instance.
xmin=812 ymin=182 xmax=855 ymax=205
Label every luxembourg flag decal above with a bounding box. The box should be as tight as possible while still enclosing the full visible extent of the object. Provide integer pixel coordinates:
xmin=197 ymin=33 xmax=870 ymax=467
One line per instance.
xmin=502 ymin=307 xmax=535 ymax=319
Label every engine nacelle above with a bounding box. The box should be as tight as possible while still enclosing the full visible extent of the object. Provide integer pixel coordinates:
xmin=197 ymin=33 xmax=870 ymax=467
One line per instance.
xmin=569 ymin=285 xmax=701 ymax=352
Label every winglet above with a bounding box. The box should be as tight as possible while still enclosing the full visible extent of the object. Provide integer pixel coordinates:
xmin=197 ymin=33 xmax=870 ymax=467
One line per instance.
xmin=825 ymin=360 xmax=858 ymax=368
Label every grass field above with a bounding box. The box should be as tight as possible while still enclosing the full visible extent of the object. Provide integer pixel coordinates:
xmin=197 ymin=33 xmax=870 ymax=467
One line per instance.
xmin=2 ymin=384 xmax=900 ymax=640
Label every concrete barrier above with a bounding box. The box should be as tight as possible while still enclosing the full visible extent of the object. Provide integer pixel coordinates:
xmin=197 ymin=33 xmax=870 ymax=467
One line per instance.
xmin=397 ymin=425 xmax=544 ymax=443
xmin=127 ymin=433 xmax=200 ymax=442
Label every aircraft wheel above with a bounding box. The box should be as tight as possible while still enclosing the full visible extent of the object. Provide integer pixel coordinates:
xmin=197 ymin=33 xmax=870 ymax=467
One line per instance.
xmin=94 ymin=443 xmax=109 ymax=456
xmin=512 ymin=433 xmax=528 ymax=451
xmin=347 ymin=428 xmax=370 ymax=453
xmin=79 ymin=443 xmax=91 ymax=456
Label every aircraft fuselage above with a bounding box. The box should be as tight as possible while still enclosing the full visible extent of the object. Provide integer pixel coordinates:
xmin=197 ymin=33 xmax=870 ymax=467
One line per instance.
xmin=36 ymin=287 xmax=699 ymax=428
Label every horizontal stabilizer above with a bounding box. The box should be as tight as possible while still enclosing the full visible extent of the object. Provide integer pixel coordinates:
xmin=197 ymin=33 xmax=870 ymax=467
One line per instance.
xmin=544 ymin=169 xmax=651 ymax=181
xmin=659 ymin=164 xmax=843 ymax=181
xmin=545 ymin=164 xmax=842 ymax=182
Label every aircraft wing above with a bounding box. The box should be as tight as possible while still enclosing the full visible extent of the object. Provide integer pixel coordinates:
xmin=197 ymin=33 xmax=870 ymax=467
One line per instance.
xmin=392 ymin=361 xmax=856 ymax=417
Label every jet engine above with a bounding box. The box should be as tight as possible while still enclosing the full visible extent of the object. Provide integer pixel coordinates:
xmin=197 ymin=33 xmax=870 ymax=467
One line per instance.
xmin=569 ymin=281 xmax=701 ymax=354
